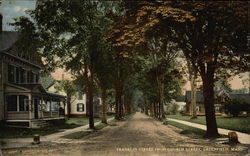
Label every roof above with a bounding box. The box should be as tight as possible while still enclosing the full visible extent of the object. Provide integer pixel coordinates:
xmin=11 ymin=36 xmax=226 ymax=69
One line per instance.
xmin=0 ymin=31 xmax=20 ymax=51
xmin=175 ymin=96 xmax=186 ymax=102
xmin=46 ymin=91 xmax=67 ymax=98
xmin=18 ymin=84 xmax=47 ymax=93
xmin=229 ymin=94 xmax=250 ymax=104
xmin=18 ymin=84 xmax=66 ymax=99
xmin=185 ymin=91 xmax=204 ymax=103
xmin=185 ymin=90 xmax=250 ymax=104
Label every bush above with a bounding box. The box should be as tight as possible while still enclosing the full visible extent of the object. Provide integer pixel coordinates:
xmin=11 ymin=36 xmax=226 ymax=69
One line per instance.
xmin=166 ymin=103 xmax=179 ymax=115
xmin=224 ymin=99 xmax=249 ymax=117
xmin=107 ymin=112 xmax=116 ymax=116
xmin=179 ymin=110 xmax=186 ymax=116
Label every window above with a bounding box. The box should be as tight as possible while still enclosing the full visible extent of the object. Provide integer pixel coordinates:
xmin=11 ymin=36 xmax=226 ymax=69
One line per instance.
xmin=7 ymin=95 xmax=30 ymax=112
xmin=15 ymin=67 xmax=20 ymax=83
xmin=78 ymin=92 xmax=83 ymax=100
xmin=27 ymin=71 xmax=34 ymax=83
xmin=7 ymin=95 xmax=17 ymax=111
xmin=8 ymin=65 xmax=15 ymax=83
xmin=51 ymin=100 xmax=59 ymax=111
xmin=215 ymin=106 xmax=220 ymax=112
xmin=196 ymin=106 xmax=200 ymax=112
xmin=77 ymin=103 xmax=84 ymax=112
xmin=36 ymin=74 xmax=39 ymax=83
xmin=19 ymin=95 xmax=29 ymax=111
xmin=20 ymin=68 xmax=26 ymax=83
xmin=30 ymin=72 xmax=34 ymax=83
xmin=45 ymin=100 xmax=50 ymax=112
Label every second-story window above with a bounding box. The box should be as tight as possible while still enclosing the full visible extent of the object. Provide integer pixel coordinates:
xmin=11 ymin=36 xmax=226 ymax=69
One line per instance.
xmin=15 ymin=67 xmax=20 ymax=83
xmin=8 ymin=65 xmax=15 ymax=83
xmin=20 ymin=68 xmax=26 ymax=83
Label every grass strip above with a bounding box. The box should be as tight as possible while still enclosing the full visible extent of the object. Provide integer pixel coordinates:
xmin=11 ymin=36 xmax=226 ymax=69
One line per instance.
xmin=167 ymin=115 xmax=250 ymax=134
xmin=62 ymin=119 xmax=117 ymax=139
xmin=167 ymin=120 xmax=206 ymax=136
xmin=61 ymin=131 xmax=93 ymax=139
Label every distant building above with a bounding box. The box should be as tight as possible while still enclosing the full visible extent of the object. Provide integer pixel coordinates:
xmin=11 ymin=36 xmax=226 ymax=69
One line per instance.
xmin=47 ymin=79 xmax=101 ymax=117
xmin=185 ymin=90 xmax=250 ymax=115
xmin=0 ymin=14 xmax=66 ymax=128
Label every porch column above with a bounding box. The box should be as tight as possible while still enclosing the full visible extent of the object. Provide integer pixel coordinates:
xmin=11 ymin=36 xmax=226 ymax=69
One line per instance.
xmin=50 ymin=98 xmax=52 ymax=117
xmin=58 ymin=100 xmax=60 ymax=117
xmin=41 ymin=97 xmax=44 ymax=119
xmin=28 ymin=94 xmax=32 ymax=119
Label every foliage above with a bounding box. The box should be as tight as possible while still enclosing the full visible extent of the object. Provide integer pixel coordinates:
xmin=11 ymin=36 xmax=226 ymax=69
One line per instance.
xmin=214 ymin=78 xmax=232 ymax=92
xmin=166 ymin=103 xmax=179 ymax=115
xmin=224 ymin=99 xmax=249 ymax=117
xmin=39 ymin=73 xmax=55 ymax=89
xmin=108 ymin=1 xmax=248 ymax=137
xmin=54 ymin=80 xmax=76 ymax=97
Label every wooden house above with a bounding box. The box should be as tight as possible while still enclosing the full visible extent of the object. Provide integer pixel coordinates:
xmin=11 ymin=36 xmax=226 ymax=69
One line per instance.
xmin=185 ymin=90 xmax=250 ymax=115
xmin=47 ymin=80 xmax=101 ymax=117
xmin=0 ymin=14 xmax=66 ymax=128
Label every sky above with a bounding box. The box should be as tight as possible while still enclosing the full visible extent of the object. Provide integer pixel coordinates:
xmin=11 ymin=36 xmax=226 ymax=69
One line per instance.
xmin=0 ymin=0 xmax=36 ymax=31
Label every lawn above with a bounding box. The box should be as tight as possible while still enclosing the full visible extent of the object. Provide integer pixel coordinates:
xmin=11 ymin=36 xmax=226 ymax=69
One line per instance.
xmin=62 ymin=119 xmax=117 ymax=139
xmin=166 ymin=114 xmax=250 ymax=134
xmin=0 ymin=116 xmax=113 ymax=138
xmin=0 ymin=122 xmax=78 ymax=138
xmin=65 ymin=117 xmax=101 ymax=126
xmin=165 ymin=120 xmax=228 ymax=138
xmin=166 ymin=120 xmax=207 ymax=136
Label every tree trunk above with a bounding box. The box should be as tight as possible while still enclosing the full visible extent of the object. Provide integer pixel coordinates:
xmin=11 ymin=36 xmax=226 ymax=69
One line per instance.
xmin=150 ymin=102 xmax=154 ymax=117
xmin=158 ymin=102 xmax=161 ymax=119
xmin=101 ymin=86 xmax=107 ymax=124
xmin=66 ymin=95 xmax=71 ymax=119
xmin=160 ymin=82 xmax=165 ymax=119
xmin=201 ymin=72 xmax=219 ymax=137
xmin=143 ymin=96 xmax=149 ymax=115
xmin=190 ymin=74 xmax=197 ymax=119
xmin=187 ymin=59 xmax=198 ymax=119
xmin=88 ymin=70 xmax=94 ymax=129
xmin=154 ymin=102 xmax=157 ymax=118
xmin=115 ymin=80 xmax=123 ymax=119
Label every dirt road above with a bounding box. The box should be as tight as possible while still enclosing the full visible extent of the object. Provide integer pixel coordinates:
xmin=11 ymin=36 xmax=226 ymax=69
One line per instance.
xmin=3 ymin=113 xmax=249 ymax=156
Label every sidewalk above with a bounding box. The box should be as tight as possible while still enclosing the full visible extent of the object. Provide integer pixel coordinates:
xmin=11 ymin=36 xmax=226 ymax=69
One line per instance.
xmin=0 ymin=117 xmax=114 ymax=149
xmin=167 ymin=118 xmax=250 ymax=144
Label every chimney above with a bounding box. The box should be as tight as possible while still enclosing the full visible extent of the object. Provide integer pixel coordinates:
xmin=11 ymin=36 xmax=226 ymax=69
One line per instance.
xmin=0 ymin=14 xmax=2 ymax=33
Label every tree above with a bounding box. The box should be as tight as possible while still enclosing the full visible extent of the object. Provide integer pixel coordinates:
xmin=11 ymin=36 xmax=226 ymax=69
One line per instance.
xmin=224 ymin=99 xmax=249 ymax=117
xmin=39 ymin=73 xmax=55 ymax=89
xmin=186 ymin=59 xmax=198 ymax=119
xmin=214 ymin=78 xmax=232 ymax=92
xmin=12 ymin=0 xmax=119 ymax=129
xmin=54 ymin=80 xmax=76 ymax=119
xmin=108 ymin=1 xmax=248 ymax=137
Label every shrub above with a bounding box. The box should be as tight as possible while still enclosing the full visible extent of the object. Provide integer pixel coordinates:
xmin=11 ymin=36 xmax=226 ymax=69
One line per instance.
xmin=166 ymin=103 xmax=179 ymax=115
xmin=224 ymin=99 xmax=249 ymax=117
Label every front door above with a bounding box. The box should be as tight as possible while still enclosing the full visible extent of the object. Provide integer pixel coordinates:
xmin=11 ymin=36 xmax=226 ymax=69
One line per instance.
xmin=34 ymin=98 xmax=39 ymax=119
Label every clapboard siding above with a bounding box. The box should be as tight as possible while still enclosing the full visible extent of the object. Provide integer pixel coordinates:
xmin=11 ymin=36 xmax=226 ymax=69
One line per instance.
xmin=52 ymin=112 xmax=59 ymax=117
xmin=43 ymin=112 xmax=51 ymax=118
xmin=7 ymin=112 xmax=29 ymax=120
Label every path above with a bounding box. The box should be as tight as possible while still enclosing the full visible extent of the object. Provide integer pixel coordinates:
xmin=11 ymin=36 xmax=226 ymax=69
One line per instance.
xmin=167 ymin=118 xmax=250 ymax=144
xmin=2 ymin=113 xmax=249 ymax=156
xmin=0 ymin=117 xmax=114 ymax=149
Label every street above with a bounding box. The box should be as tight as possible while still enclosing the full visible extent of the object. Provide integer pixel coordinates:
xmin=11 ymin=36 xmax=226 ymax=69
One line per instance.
xmin=3 ymin=113 xmax=248 ymax=156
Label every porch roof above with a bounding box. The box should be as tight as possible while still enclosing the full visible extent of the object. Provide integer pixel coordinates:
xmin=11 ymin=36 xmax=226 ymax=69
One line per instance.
xmin=46 ymin=91 xmax=67 ymax=99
